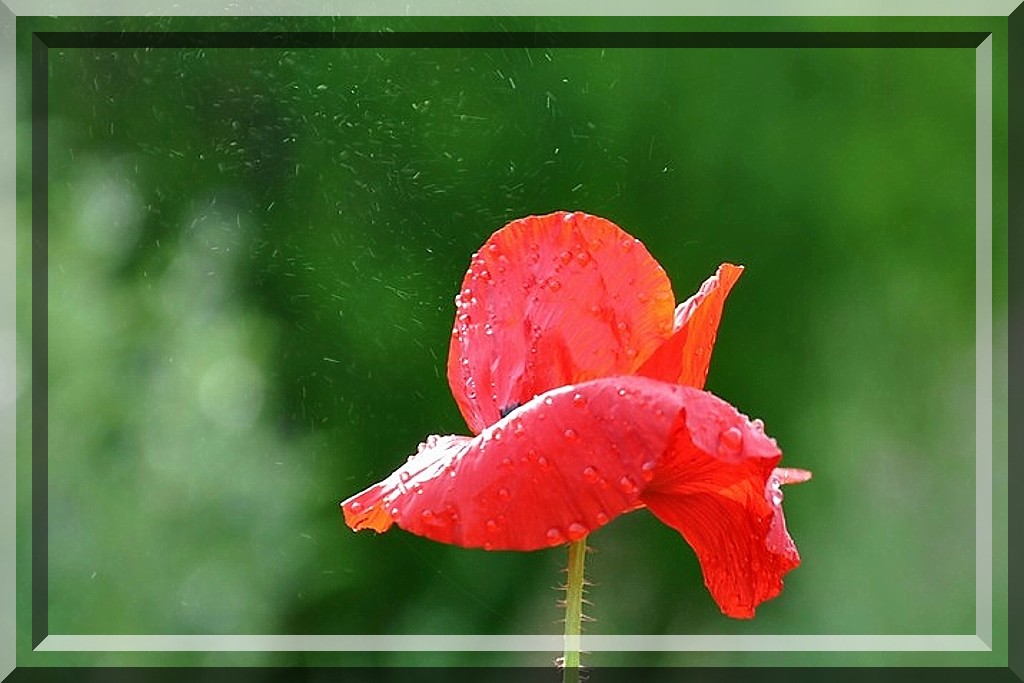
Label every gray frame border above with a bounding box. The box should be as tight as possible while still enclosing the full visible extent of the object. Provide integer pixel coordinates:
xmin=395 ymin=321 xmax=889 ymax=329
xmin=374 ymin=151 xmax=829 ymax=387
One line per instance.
xmin=1 ymin=2 xmax=1012 ymax=674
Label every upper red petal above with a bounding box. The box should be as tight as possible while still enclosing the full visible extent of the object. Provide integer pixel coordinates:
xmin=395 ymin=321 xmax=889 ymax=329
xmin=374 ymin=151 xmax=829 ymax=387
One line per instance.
xmin=342 ymin=375 xmax=806 ymax=619
xmin=446 ymin=212 xmax=675 ymax=433
xmin=637 ymin=263 xmax=743 ymax=389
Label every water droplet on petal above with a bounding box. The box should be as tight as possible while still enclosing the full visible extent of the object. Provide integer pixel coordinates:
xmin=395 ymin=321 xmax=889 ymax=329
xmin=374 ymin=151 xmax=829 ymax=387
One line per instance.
xmin=575 ymin=251 xmax=590 ymax=265
xmin=543 ymin=396 xmax=554 ymax=407
xmin=618 ymin=475 xmax=638 ymax=495
xmin=572 ymin=393 xmax=586 ymax=408
xmin=637 ymin=292 xmax=649 ymax=303
xmin=546 ymin=527 xmax=564 ymax=545
xmin=563 ymin=428 xmax=578 ymax=441
xmin=537 ymin=455 xmax=549 ymax=468
xmin=641 ymin=460 xmax=656 ymax=481
xmin=512 ymin=421 xmax=525 ymax=437
xmin=399 ymin=471 xmax=411 ymax=483
xmin=492 ymin=426 xmax=503 ymax=441
xmin=567 ymin=522 xmax=587 ymax=541
xmin=483 ymin=541 xmax=493 ymax=550
xmin=547 ymin=278 xmax=561 ymax=292
xmin=485 ymin=519 xmax=499 ymax=533
xmin=752 ymin=418 xmax=765 ymax=432
xmin=501 ymin=457 xmax=513 ymax=467
xmin=719 ymin=426 xmax=743 ymax=455
xmin=420 ymin=509 xmax=433 ymax=520
xmin=595 ymin=511 xmax=609 ymax=525
xmin=582 ymin=466 xmax=599 ymax=483
xmin=559 ymin=250 xmax=572 ymax=265
xmin=498 ymin=488 xmax=510 ymax=501
xmin=349 ymin=501 xmax=362 ymax=513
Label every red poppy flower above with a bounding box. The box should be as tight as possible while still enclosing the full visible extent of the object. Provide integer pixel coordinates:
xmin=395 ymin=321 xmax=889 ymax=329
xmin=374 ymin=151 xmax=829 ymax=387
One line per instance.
xmin=342 ymin=211 xmax=809 ymax=619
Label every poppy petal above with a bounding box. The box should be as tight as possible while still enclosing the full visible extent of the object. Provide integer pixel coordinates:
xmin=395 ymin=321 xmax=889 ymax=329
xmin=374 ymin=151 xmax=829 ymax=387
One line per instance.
xmin=637 ymin=263 xmax=743 ymax=389
xmin=640 ymin=414 xmax=806 ymax=619
xmin=447 ymin=212 xmax=675 ymax=433
xmin=342 ymin=377 xmax=803 ymax=621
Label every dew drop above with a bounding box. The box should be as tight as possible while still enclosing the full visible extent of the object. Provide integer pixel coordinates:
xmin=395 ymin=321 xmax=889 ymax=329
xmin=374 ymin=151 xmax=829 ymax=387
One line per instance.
xmin=589 ymin=304 xmax=601 ymax=315
xmin=616 ymin=321 xmax=628 ymax=332
xmin=621 ymin=238 xmax=634 ymax=251
xmin=399 ymin=471 xmax=411 ymax=483
xmin=483 ymin=541 xmax=493 ymax=550
xmin=575 ymin=251 xmax=590 ymax=265
xmin=625 ymin=347 xmax=638 ymax=358
xmin=582 ymin=466 xmax=599 ymax=483
xmin=641 ymin=460 xmax=656 ymax=481
xmin=547 ymin=278 xmax=561 ymax=292
xmin=618 ymin=475 xmax=638 ymax=495
xmin=537 ymin=455 xmax=549 ymax=468
xmin=559 ymin=250 xmax=572 ymax=265
xmin=719 ymin=426 xmax=744 ymax=455
xmin=567 ymin=522 xmax=587 ymax=541
xmin=484 ymin=323 xmax=494 ymax=336
xmin=349 ymin=501 xmax=362 ymax=513
xmin=512 ymin=421 xmax=525 ymax=438
xmin=498 ymin=487 xmax=511 ymax=501
xmin=595 ymin=511 xmax=609 ymax=525
xmin=546 ymin=527 xmax=564 ymax=545
xmin=420 ymin=509 xmax=433 ymax=520
xmin=770 ymin=485 xmax=784 ymax=506
xmin=492 ymin=426 xmax=503 ymax=441
xmin=637 ymin=292 xmax=649 ymax=303
xmin=572 ymin=392 xmax=586 ymax=408
xmin=752 ymin=418 xmax=765 ymax=432
xmin=485 ymin=519 xmax=499 ymax=533
xmin=563 ymin=428 xmax=578 ymax=441
xmin=543 ymin=396 xmax=554 ymax=407
xmin=501 ymin=457 xmax=513 ymax=467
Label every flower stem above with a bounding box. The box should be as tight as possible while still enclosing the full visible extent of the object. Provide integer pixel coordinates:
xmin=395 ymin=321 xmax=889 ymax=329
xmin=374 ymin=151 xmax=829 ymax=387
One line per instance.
xmin=562 ymin=535 xmax=587 ymax=683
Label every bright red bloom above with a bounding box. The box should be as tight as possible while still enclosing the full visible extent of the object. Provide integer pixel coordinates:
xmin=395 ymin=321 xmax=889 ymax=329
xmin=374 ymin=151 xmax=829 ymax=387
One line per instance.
xmin=342 ymin=211 xmax=809 ymax=619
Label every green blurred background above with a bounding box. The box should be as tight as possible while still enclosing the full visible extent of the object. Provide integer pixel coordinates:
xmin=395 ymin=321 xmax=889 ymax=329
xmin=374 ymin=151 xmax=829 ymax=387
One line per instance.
xmin=16 ymin=16 xmax=1007 ymax=668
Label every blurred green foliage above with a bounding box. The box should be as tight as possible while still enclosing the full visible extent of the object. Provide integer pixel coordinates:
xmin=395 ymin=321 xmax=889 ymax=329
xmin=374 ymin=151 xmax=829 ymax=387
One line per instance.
xmin=17 ymin=15 xmax=1005 ymax=668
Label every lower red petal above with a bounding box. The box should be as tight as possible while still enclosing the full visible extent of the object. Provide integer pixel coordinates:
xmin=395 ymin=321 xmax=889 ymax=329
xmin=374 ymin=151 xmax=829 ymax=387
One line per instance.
xmin=641 ymin=418 xmax=806 ymax=618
